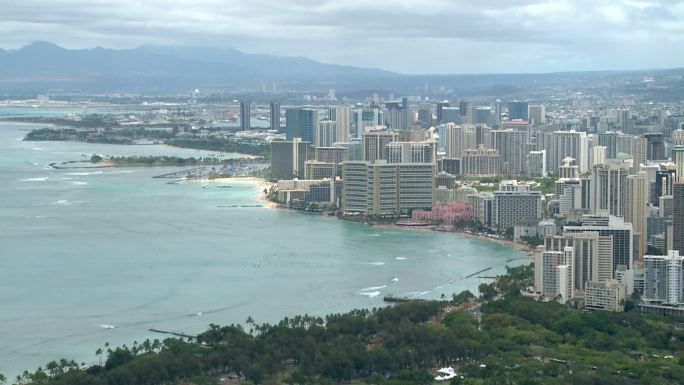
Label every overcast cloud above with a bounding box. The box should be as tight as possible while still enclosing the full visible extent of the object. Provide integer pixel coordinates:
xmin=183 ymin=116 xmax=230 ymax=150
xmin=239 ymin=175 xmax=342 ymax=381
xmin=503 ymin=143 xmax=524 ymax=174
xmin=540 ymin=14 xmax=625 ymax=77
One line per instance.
xmin=1 ymin=0 xmax=683 ymax=74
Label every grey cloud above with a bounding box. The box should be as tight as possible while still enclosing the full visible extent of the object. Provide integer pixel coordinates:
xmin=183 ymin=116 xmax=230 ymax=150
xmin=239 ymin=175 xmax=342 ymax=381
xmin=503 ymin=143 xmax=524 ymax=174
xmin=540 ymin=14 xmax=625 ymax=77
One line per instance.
xmin=0 ymin=0 xmax=682 ymax=73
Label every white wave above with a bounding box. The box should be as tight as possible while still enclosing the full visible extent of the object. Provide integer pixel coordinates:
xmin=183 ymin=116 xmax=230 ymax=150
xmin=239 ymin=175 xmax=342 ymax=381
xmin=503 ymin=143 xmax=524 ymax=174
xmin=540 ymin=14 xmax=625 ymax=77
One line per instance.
xmin=395 ymin=257 xmax=408 ymax=260
xmin=196 ymin=312 xmax=203 ymax=316
xmin=100 ymin=324 xmax=115 ymax=329
xmin=392 ymin=277 xmax=399 ymax=283
xmin=66 ymin=171 xmax=103 ymax=176
xmin=416 ymin=291 xmax=431 ymax=297
xmin=108 ymin=170 xmax=136 ymax=174
xmin=365 ymin=262 xmax=386 ymax=266
xmin=31 ymin=147 xmax=43 ymax=151
xmin=21 ymin=177 xmax=48 ymax=182
xmin=71 ymin=181 xmax=88 ymax=186
xmin=359 ymin=291 xmax=381 ymax=298
xmin=369 ymin=233 xmax=381 ymax=237
xmin=51 ymin=200 xmax=71 ymax=205
xmin=360 ymin=285 xmax=386 ymax=291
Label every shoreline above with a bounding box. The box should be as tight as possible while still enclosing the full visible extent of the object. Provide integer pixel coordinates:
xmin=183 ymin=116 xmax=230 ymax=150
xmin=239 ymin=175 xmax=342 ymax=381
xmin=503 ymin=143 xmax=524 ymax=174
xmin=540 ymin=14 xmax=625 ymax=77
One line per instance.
xmin=246 ymin=183 xmax=533 ymax=260
xmin=372 ymin=223 xmax=534 ymax=259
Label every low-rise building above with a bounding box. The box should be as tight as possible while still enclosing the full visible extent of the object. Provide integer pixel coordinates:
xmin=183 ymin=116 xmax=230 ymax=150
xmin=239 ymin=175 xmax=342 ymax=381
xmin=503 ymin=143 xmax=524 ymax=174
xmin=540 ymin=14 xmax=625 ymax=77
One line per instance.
xmin=585 ymin=280 xmax=626 ymax=312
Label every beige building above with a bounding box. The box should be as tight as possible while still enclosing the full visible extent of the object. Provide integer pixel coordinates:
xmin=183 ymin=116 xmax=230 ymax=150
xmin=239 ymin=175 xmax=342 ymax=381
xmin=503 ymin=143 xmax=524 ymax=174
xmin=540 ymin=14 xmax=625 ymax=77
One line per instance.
xmin=538 ymin=246 xmax=575 ymax=303
xmin=363 ymin=131 xmax=398 ymax=161
xmin=462 ymin=145 xmax=500 ymax=176
xmin=342 ymin=161 xmax=435 ymax=215
xmin=591 ymin=161 xmax=630 ymax=217
xmin=445 ymin=123 xmax=476 ymax=159
xmin=625 ymin=171 xmax=649 ymax=259
xmin=585 ymin=280 xmax=626 ymax=312
xmin=545 ymin=232 xmax=613 ymax=293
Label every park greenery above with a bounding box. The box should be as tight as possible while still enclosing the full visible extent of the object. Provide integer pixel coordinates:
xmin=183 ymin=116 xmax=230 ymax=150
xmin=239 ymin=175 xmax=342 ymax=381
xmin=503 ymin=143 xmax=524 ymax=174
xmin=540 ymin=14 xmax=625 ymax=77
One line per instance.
xmin=23 ymin=127 xmax=270 ymax=158
xmin=95 ymin=155 xmax=251 ymax=167
xmin=6 ymin=264 xmax=684 ymax=385
xmin=169 ymin=138 xmax=270 ymax=159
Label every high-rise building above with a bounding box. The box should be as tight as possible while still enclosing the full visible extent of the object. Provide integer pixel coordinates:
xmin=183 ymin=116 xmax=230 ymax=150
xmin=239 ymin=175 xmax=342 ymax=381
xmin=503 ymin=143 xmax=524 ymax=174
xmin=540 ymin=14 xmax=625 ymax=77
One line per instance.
xmin=546 ymin=130 xmax=589 ymax=174
xmin=672 ymin=129 xmax=684 ymax=147
xmin=315 ymin=146 xmax=347 ymax=177
xmin=673 ymin=183 xmax=684 ymax=253
xmin=589 ymin=146 xmax=606 ymax=169
xmin=473 ymin=107 xmax=492 ymax=125
xmin=633 ymin=136 xmax=648 ymax=168
xmin=625 ymin=172 xmax=649 ymax=259
xmin=556 ymin=178 xmax=592 ymax=217
xmin=508 ymin=100 xmax=529 ymax=121
xmin=401 ymin=97 xmax=411 ymax=131
xmin=528 ymin=104 xmax=545 ymax=126
xmin=494 ymin=99 xmax=502 ymax=126
xmin=672 ymin=146 xmax=684 ymax=181
xmin=644 ymin=133 xmax=666 ymax=161
xmin=558 ymin=157 xmax=580 ymax=179
xmin=270 ymin=138 xmax=310 ymax=180
xmin=285 ymin=108 xmax=316 ymax=142
xmin=445 ymin=123 xmax=476 ymax=159
xmin=269 ymin=102 xmax=280 ymax=131
xmin=331 ymin=106 xmax=350 ymax=143
xmin=643 ymin=250 xmax=684 ymax=307
xmin=441 ymin=107 xmax=460 ymax=124
xmin=363 ymin=131 xmax=398 ymax=161
xmin=436 ymin=100 xmax=450 ymax=123
xmin=384 ymin=142 xmax=435 ymax=164
xmin=314 ymin=120 xmax=337 ymax=148
xmin=240 ymin=101 xmax=251 ymax=131
xmin=527 ymin=150 xmax=547 ymax=177
xmin=655 ymin=169 xmax=677 ymax=205
xmin=617 ymin=109 xmax=634 ymax=133
xmin=342 ymin=161 xmax=435 ymax=215
xmin=564 ymin=215 xmax=634 ymax=273
xmin=458 ymin=99 xmax=469 ymax=117
xmin=490 ymin=129 xmax=529 ymax=175
xmin=315 ymin=146 xmax=347 ymax=164
xmin=304 ymin=161 xmax=335 ymax=179
xmin=417 ymin=102 xmax=433 ymax=126
xmin=545 ymin=232 xmax=614 ymax=291
xmin=591 ymin=161 xmax=630 ymax=217
xmin=439 ymin=158 xmax=461 ymax=175
xmin=462 ymin=145 xmax=500 ymax=176
xmin=598 ymin=132 xmax=619 ymax=159
xmin=538 ymin=247 xmax=575 ymax=303
xmin=492 ymin=181 xmax=542 ymax=230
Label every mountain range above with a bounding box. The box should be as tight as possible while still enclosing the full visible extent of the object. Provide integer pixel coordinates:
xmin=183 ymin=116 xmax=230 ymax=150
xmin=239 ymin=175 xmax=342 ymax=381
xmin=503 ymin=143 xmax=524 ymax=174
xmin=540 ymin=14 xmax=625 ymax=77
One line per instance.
xmin=0 ymin=41 xmax=682 ymax=97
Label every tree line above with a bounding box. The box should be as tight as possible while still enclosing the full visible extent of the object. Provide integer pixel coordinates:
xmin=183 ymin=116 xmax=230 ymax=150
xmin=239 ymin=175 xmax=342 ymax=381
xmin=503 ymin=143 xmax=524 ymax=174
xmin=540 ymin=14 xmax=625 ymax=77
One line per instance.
xmin=8 ymin=264 xmax=684 ymax=385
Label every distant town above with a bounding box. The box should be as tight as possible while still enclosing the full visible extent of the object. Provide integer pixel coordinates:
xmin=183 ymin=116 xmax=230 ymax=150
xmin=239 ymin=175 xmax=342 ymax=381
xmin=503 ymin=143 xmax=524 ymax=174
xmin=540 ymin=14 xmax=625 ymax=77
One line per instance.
xmin=11 ymin=81 xmax=684 ymax=320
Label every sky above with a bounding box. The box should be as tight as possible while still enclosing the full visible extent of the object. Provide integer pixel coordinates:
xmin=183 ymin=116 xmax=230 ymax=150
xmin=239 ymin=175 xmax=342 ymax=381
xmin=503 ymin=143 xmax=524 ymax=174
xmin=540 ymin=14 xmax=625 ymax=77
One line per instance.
xmin=0 ymin=0 xmax=683 ymax=74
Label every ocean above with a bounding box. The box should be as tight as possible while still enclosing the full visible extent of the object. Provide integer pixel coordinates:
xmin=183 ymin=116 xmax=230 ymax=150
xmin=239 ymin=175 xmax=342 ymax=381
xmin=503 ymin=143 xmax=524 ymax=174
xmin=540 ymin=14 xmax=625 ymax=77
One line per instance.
xmin=0 ymin=106 xmax=524 ymax=377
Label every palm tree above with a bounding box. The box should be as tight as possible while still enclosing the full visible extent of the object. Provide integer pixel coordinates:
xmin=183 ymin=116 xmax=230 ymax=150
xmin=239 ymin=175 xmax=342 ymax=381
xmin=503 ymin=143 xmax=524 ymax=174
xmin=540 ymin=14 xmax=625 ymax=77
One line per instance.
xmin=0 ymin=373 xmax=6 ymax=384
xmin=95 ymin=348 xmax=103 ymax=365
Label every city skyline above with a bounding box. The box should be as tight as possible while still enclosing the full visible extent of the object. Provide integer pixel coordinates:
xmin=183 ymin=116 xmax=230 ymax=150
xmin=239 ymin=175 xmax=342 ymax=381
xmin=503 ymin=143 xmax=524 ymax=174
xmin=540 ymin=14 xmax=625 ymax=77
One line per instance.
xmin=1 ymin=0 xmax=683 ymax=74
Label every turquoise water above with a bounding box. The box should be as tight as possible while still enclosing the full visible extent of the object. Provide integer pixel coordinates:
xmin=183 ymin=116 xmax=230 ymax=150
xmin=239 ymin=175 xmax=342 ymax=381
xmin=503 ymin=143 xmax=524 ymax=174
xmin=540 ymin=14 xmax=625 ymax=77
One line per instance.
xmin=0 ymin=109 xmax=524 ymax=377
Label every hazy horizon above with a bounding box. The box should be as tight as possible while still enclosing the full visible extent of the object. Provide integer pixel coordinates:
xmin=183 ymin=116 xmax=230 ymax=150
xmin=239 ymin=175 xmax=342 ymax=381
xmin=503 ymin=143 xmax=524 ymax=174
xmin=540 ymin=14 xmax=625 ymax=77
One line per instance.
xmin=2 ymin=40 xmax=683 ymax=78
xmin=2 ymin=0 xmax=683 ymax=75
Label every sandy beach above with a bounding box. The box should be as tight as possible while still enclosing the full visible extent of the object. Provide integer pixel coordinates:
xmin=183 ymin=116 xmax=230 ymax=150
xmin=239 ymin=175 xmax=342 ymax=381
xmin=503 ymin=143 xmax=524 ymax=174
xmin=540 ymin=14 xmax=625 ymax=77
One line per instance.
xmin=212 ymin=178 xmax=534 ymax=259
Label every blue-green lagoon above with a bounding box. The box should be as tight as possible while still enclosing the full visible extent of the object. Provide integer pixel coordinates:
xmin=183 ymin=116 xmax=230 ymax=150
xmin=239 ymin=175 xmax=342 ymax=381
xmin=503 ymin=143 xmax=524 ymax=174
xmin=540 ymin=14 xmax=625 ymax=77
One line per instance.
xmin=0 ymin=110 xmax=524 ymax=377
